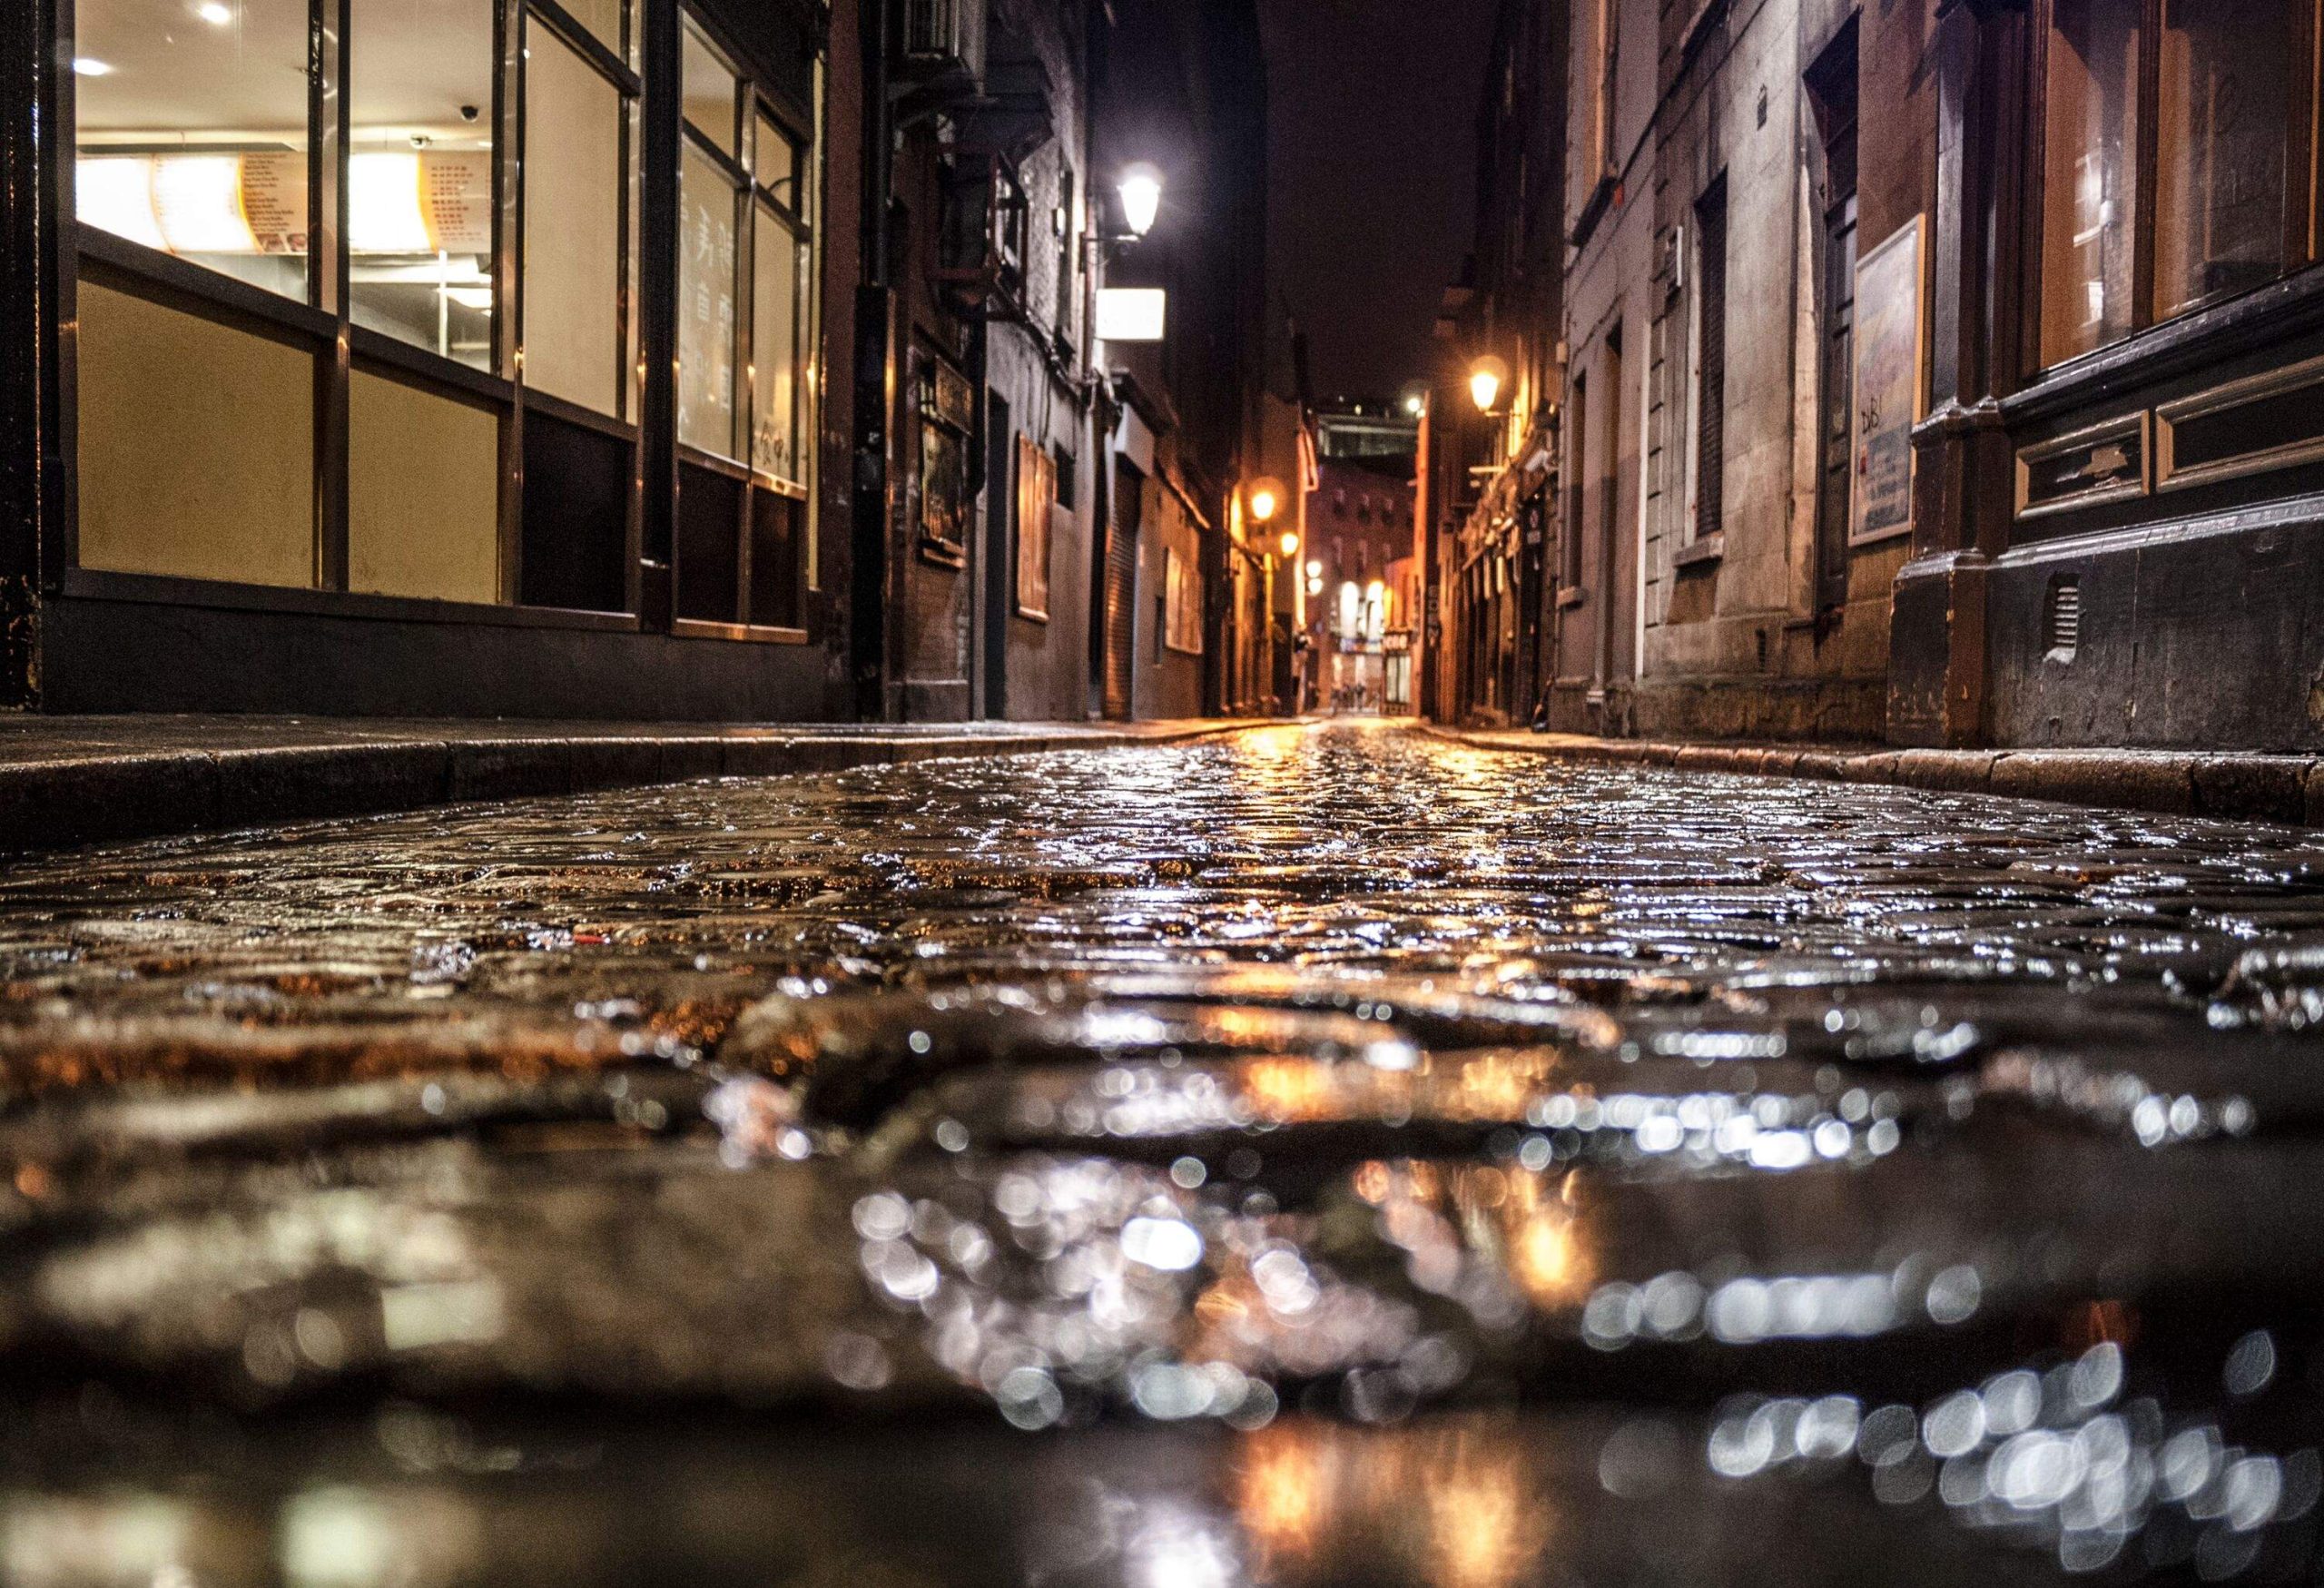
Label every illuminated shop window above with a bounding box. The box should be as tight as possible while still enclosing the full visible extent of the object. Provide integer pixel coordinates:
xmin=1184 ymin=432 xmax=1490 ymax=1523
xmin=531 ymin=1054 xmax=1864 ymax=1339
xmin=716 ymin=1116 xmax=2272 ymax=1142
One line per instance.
xmin=348 ymin=0 xmax=496 ymax=369
xmin=674 ymin=12 xmax=821 ymax=627
xmin=523 ymin=15 xmax=634 ymax=418
xmin=74 ymin=0 xmax=313 ymax=301
xmin=677 ymin=17 xmax=813 ymax=482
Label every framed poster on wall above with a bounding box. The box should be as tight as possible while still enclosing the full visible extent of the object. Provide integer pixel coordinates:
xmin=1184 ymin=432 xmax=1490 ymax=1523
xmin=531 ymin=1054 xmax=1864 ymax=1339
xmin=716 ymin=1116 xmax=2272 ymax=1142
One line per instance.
xmin=1850 ymin=213 xmax=1925 ymax=545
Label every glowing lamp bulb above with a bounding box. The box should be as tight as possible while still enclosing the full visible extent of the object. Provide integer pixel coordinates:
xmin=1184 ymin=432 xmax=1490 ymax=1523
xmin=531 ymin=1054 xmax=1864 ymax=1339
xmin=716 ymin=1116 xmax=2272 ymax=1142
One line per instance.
xmin=1469 ymin=356 xmax=1508 ymax=414
xmin=1118 ymin=164 xmax=1162 ymax=239
xmin=1246 ymin=475 xmax=1286 ymax=528
xmin=1277 ymin=530 xmax=1298 ymax=557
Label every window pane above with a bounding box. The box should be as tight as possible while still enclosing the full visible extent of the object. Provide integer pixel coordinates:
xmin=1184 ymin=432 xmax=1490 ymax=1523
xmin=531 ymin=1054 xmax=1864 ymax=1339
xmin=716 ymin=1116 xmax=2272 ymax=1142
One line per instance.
xmin=755 ymin=108 xmax=800 ymax=211
xmin=522 ymin=24 xmax=625 ymax=416
xmin=76 ymin=281 xmax=316 ymax=587
xmin=678 ymin=143 xmax=739 ymax=456
xmin=682 ymin=23 xmax=737 ymax=155
xmin=350 ymin=0 xmax=495 ymax=368
xmin=73 ymin=0 xmax=310 ymax=300
xmin=349 ymin=369 xmax=499 ymax=601
xmin=560 ymin=0 xmax=626 ymax=61
xmin=2040 ymin=0 xmax=2141 ymax=365
xmin=2155 ymin=0 xmax=2303 ymax=320
xmin=750 ymin=202 xmax=800 ymax=480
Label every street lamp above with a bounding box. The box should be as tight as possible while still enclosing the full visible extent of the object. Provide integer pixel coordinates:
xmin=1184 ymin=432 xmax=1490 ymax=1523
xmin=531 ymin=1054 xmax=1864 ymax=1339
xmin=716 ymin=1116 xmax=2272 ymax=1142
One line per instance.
xmin=1277 ymin=530 xmax=1299 ymax=558
xmin=1118 ymin=164 xmax=1163 ymax=240
xmin=1469 ymin=356 xmax=1509 ymax=415
xmin=1246 ymin=476 xmax=1286 ymax=528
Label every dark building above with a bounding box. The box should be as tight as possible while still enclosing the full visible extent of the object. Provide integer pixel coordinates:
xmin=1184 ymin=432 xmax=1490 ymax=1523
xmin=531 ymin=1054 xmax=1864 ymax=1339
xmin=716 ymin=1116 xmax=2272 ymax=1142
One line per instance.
xmin=0 ymin=0 xmax=1267 ymax=724
xmin=1087 ymin=0 xmax=1271 ymax=721
xmin=1427 ymin=0 xmax=1567 ymax=728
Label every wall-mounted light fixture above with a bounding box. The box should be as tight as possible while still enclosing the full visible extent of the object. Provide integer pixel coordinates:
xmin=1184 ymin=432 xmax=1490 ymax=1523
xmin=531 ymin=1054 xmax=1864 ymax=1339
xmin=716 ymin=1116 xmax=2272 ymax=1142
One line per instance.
xmin=1469 ymin=356 xmax=1509 ymax=415
xmin=1117 ymin=163 xmax=1163 ymax=240
xmin=1246 ymin=476 xmax=1285 ymax=526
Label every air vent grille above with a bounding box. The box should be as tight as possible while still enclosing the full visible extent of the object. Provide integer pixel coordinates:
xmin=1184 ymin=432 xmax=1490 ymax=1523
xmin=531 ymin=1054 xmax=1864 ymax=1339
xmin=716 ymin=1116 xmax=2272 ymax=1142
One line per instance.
xmin=2045 ymin=576 xmax=2081 ymax=661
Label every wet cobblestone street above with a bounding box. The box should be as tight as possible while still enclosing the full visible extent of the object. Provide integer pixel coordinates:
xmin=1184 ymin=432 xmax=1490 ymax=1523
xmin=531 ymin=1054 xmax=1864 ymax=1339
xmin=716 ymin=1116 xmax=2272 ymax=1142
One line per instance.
xmin=10 ymin=720 xmax=2324 ymax=1583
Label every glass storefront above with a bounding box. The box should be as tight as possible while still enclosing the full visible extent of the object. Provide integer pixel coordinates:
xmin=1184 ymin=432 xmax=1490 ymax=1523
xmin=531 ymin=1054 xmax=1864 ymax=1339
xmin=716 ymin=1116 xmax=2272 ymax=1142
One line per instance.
xmin=74 ymin=0 xmax=314 ymax=301
xmin=62 ymin=0 xmax=820 ymax=624
xmin=674 ymin=9 xmax=819 ymax=631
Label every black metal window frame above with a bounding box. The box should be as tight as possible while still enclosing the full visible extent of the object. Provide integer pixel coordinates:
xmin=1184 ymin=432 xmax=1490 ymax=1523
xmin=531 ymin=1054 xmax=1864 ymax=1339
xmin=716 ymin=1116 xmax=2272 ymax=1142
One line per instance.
xmin=669 ymin=3 xmax=820 ymax=642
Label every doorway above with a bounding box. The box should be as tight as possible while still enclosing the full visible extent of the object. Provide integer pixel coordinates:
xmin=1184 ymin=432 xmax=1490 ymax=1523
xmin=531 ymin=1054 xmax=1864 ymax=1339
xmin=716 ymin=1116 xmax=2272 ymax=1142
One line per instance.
xmin=982 ymin=392 xmax=1013 ymax=718
xmin=1104 ymin=459 xmax=1145 ymax=720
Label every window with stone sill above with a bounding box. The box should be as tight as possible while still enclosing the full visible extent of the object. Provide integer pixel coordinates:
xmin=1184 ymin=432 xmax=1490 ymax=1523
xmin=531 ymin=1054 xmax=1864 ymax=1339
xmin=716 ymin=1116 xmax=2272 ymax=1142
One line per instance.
xmin=2035 ymin=0 xmax=2322 ymax=370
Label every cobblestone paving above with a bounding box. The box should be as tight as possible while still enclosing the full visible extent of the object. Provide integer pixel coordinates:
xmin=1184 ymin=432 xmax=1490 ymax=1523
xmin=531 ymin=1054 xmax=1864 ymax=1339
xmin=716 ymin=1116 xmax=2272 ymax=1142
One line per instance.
xmin=7 ymin=721 xmax=2324 ymax=1583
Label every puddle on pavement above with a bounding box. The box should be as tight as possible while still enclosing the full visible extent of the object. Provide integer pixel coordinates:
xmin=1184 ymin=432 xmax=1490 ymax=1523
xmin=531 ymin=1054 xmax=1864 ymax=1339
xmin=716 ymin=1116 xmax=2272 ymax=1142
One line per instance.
xmin=6 ymin=723 xmax=2324 ymax=1582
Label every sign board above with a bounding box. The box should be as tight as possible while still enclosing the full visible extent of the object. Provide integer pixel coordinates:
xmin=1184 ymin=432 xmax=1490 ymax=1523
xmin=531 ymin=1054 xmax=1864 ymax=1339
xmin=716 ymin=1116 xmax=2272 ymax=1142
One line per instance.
xmin=1096 ymin=287 xmax=1166 ymax=342
xmin=1850 ymin=213 xmax=1925 ymax=544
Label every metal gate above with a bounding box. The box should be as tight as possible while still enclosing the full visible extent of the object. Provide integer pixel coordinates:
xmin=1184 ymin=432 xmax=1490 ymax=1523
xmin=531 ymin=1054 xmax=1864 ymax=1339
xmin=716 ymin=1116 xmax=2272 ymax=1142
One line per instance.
xmin=1103 ymin=460 xmax=1144 ymax=719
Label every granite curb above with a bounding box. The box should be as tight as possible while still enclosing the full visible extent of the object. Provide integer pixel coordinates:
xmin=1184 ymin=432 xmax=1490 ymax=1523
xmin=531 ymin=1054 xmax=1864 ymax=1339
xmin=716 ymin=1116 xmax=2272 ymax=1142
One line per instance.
xmin=0 ymin=721 xmax=1252 ymax=854
xmin=1423 ymin=725 xmax=2324 ymax=829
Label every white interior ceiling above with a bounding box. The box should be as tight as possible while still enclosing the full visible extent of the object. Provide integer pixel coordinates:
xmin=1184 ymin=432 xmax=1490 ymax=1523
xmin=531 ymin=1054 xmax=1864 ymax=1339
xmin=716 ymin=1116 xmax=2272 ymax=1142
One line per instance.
xmin=77 ymin=0 xmax=491 ymax=148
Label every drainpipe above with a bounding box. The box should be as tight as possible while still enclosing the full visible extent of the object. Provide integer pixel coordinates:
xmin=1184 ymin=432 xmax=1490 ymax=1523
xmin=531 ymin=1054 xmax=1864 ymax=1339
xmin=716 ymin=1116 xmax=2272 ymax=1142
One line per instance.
xmin=637 ymin=0 xmax=680 ymax=632
xmin=849 ymin=0 xmax=897 ymax=720
xmin=0 ymin=0 xmax=59 ymax=708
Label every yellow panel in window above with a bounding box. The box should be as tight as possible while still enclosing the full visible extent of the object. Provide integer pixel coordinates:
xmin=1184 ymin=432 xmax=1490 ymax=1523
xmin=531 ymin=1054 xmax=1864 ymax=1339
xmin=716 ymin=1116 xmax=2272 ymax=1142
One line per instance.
xmin=349 ymin=370 xmax=501 ymax=604
xmin=522 ymin=24 xmax=624 ymax=417
xmin=75 ymin=278 xmax=316 ymax=588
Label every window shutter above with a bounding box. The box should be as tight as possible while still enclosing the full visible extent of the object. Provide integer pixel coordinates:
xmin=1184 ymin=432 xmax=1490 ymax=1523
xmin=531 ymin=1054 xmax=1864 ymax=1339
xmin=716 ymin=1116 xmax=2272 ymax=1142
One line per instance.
xmin=1695 ymin=181 xmax=1728 ymax=542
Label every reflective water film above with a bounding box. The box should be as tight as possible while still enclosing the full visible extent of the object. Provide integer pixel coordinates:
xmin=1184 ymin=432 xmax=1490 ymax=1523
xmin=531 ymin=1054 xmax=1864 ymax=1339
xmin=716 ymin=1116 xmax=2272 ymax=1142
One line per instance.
xmin=8 ymin=723 xmax=2324 ymax=1583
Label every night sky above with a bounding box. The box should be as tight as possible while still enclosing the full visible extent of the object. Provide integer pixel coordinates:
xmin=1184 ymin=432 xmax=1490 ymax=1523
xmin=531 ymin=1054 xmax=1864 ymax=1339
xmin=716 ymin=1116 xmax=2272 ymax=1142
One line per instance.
xmin=1258 ymin=0 xmax=1499 ymax=404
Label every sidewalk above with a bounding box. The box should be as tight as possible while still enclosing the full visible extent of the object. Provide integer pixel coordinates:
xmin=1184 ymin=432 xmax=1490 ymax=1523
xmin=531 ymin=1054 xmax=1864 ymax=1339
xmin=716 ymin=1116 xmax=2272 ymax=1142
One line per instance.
xmin=1427 ymin=725 xmax=2324 ymax=828
xmin=0 ymin=715 xmax=1247 ymax=853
